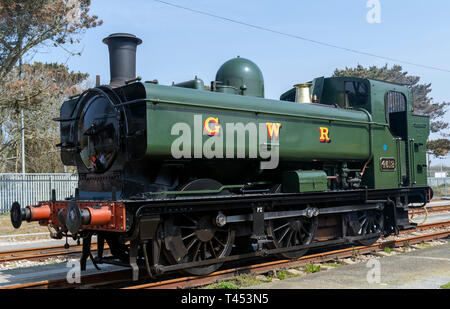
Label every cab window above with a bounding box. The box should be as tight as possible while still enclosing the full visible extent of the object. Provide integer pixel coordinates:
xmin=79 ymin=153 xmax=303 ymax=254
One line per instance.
xmin=386 ymin=91 xmax=406 ymax=114
xmin=385 ymin=91 xmax=407 ymax=139
xmin=344 ymin=81 xmax=369 ymax=107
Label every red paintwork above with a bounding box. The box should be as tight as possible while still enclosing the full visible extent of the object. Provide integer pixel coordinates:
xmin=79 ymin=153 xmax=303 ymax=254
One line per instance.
xmin=28 ymin=205 xmax=51 ymax=221
xmin=36 ymin=201 xmax=127 ymax=232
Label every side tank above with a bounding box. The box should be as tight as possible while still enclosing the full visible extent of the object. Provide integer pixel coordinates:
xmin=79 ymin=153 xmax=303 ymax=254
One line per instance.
xmin=143 ymin=82 xmax=371 ymax=163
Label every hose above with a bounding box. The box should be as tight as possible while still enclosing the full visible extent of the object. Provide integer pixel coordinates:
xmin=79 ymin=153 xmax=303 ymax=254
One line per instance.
xmin=409 ymin=206 xmax=428 ymax=225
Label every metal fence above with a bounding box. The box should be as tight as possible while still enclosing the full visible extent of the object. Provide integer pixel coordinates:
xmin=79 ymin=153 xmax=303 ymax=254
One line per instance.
xmin=0 ymin=173 xmax=78 ymax=214
xmin=0 ymin=174 xmax=446 ymax=214
xmin=427 ymin=177 xmax=450 ymax=197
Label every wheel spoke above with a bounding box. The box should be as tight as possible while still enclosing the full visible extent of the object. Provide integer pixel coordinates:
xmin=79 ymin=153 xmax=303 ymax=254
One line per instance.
xmin=165 ymin=180 xmax=236 ymax=275
xmin=203 ymin=242 xmax=207 ymax=260
xmin=286 ymin=230 xmax=294 ymax=246
xmin=192 ymin=241 xmax=202 ymax=261
xmin=182 ymin=232 xmax=196 ymax=240
xmin=278 ymin=226 xmax=291 ymax=243
xmin=209 ymin=241 xmax=218 ymax=259
xmin=269 ymin=217 xmax=317 ymax=259
xmin=179 ymin=225 xmax=197 ymax=230
xmin=273 ymin=222 xmax=290 ymax=232
xmin=361 ymin=220 xmax=369 ymax=234
xmin=350 ymin=210 xmax=383 ymax=246
xmin=214 ymin=236 xmax=226 ymax=247
xmin=186 ymin=238 xmax=198 ymax=252
xmin=360 ymin=218 xmax=368 ymax=227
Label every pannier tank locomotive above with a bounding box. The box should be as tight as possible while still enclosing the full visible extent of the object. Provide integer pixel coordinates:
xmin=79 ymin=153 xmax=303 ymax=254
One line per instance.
xmin=10 ymin=33 xmax=432 ymax=279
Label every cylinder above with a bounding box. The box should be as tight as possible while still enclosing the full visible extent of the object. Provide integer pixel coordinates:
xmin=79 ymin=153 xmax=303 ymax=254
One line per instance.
xmin=86 ymin=207 xmax=112 ymax=226
xmin=294 ymin=83 xmax=312 ymax=103
xmin=102 ymin=33 xmax=142 ymax=87
xmin=28 ymin=205 xmax=51 ymax=221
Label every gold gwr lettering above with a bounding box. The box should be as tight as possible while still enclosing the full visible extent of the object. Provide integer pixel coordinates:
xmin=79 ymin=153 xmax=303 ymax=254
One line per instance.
xmin=203 ymin=117 xmax=220 ymax=136
xmin=266 ymin=123 xmax=281 ymax=139
xmin=319 ymin=127 xmax=331 ymax=143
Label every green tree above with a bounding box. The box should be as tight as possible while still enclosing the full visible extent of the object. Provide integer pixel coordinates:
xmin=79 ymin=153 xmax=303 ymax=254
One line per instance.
xmin=0 ymin=0 xmax=100 ymax=172
xmin=0 ymin=62 xmax=89 ymax=172
xmin=333 ymin=64 xmax=449 ymax=157
xmin=0 ymin=0 xmax=101 ymax=81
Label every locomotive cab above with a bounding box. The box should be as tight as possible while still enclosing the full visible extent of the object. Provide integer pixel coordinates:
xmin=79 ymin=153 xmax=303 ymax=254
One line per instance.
xmin=281 ymin=76 xmax=429 ymax=191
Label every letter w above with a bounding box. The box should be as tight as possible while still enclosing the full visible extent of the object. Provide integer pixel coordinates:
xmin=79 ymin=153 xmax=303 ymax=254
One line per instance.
xmin=266 ymin=123 xmax=281 ymax=140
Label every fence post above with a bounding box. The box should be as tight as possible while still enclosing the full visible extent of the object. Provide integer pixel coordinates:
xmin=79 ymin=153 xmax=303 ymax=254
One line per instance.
xmin=50 ymin=174 xmax=54 ymax=201
xmin=444 ymin=177 xmax=447 ymax=196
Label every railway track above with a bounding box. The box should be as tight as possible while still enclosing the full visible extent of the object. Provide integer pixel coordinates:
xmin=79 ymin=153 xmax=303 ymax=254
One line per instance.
xmin=124 ymin=229 xmax=450 ymax=289
xmin=0 ymin=243 xmax=83 ymax=263
xmin=2 ymin=220 xmax=449 ymax=289
xmin=0 ymin=215 xmax=447 ymax=264
xmin=0 ymin=242 xmax=109 ymax=263
xmin=403 ymin=220 xmax=450 ymax=232
xmin=409 ymin=204 xmax=450 ymax=215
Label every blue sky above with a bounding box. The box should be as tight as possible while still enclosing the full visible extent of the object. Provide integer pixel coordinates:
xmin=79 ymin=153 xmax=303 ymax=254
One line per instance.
xmin=30 ymin=0 xmax=450 ymax=164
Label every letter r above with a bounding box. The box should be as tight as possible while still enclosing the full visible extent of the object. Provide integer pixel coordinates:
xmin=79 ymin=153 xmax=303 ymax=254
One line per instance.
xmin=319 ymin=127 xmax=331 ymax=143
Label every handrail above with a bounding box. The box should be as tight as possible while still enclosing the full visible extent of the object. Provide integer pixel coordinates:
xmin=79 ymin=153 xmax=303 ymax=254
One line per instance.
xmin=410 ymin=138 xmax=416 ymax=185
xmin=147 ymin=98 xmax=389 ymax=128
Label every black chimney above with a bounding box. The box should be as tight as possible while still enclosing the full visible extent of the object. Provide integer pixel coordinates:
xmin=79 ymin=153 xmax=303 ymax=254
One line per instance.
xmin=102 ymin=33 xmax=142 ymax=87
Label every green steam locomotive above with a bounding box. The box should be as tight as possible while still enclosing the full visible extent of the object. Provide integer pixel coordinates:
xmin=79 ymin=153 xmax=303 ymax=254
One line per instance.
xmin=11 ymin=33 xmax=431 ymax=279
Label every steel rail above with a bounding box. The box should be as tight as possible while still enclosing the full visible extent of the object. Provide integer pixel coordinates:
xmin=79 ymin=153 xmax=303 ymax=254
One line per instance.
xmin=123 ymin=229 xmax=450 ymax=289
xmin=1 ymin=220 xmax=445 ymax=264
xmin=0 ymin=242 xmax=102 ymax=263
xmin=0 ymin=269 xmax=131 ymax=289
xmin=2 ymin=221 xmax=449 ymax=289
xmin=0 ymin=219 xmax=447 ymax=264
xmin=406 ymin=221 xmax=450 ymax=232
xmin=408 ymin=205 xmax=450 ymax=215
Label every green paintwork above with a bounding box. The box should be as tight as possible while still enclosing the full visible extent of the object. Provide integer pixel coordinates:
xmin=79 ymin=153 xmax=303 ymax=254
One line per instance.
xmin=215 ymin=57 xmax=265 ymax=98
xmin=313 ymin=77 xmax=429 ymax=189
xmin=143 ymin=82 xmax=371 ymax=162
xmin=282 ymin=170 xmax=328 ymax=193
xmin=409 ymin=115 xmax=429 ymax=187
xmin=139 ymin=73 xmax=429 ymax=191
xmin=215 ymin=84 xmax=239 ymax=95
xmin=173 ymin=77 xmax=205 ymax=90
xmin=366 ymin=80 xmax=429 ymax=189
